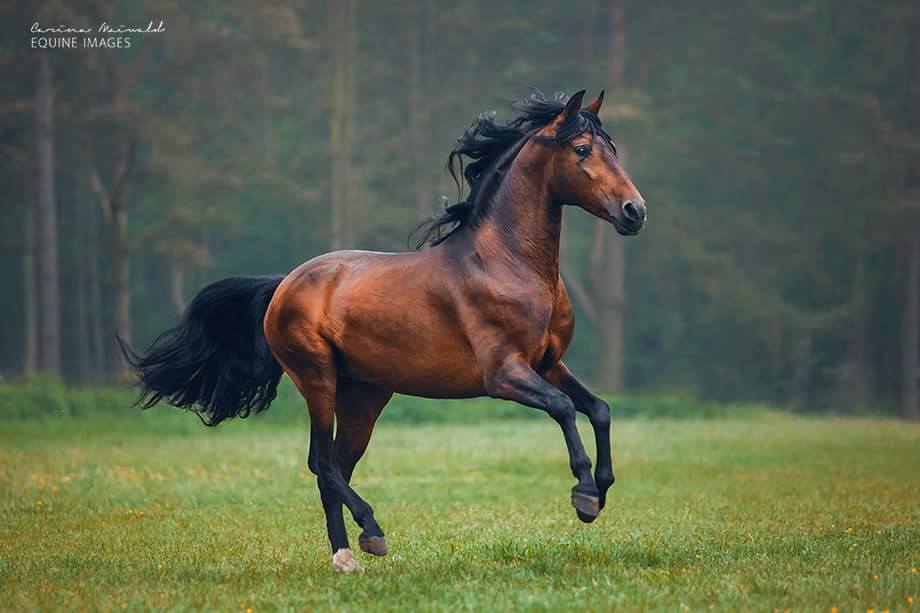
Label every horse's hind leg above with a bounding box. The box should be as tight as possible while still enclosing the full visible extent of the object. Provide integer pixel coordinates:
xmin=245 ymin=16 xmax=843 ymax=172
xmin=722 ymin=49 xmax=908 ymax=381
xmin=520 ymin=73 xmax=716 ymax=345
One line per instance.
xmin=306 ymin=421 xmax=350 ymax=567
xmin=335 ymin=379 xmax=391 ymax=556
xmin=289 ymin=360 xmax=385 ymax=572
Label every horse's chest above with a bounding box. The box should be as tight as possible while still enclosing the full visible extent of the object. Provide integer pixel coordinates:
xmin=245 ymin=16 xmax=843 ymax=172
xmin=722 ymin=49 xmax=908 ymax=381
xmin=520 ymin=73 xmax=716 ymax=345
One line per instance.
xmin=456 ymin=268 xmax=573 ymax=374
xmin=536 ymin=293 xmax=574 ymax=369
xmin=501 ymin=287 xmax=574 ymax=370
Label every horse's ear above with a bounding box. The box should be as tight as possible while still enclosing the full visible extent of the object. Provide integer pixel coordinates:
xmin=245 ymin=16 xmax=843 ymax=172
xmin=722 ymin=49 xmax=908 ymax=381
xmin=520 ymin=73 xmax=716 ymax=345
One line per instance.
xmin=562 ymin=89 xmax=586 ymax=122
xmin=586 ymin=90 xmax=605 ymax=115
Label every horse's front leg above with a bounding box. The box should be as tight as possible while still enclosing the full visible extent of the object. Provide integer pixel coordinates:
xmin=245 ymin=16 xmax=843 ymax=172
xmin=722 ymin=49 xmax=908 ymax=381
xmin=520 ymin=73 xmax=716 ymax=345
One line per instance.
xmin=485 ymin=357 xmax=600 ymax=522
xmin=543 ymin=362 xmax=615 ymax=511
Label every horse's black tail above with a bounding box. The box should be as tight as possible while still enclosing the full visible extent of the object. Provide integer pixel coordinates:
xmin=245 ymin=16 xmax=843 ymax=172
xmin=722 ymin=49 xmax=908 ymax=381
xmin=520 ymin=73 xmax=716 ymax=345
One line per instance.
xmin=119 ymin=275 xmax=285 ymax=426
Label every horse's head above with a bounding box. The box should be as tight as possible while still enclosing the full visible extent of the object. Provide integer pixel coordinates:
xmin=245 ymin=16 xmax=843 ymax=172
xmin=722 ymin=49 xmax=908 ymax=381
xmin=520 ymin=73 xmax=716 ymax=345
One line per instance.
xmin=538 ymin=90 xmax=646 ymax=236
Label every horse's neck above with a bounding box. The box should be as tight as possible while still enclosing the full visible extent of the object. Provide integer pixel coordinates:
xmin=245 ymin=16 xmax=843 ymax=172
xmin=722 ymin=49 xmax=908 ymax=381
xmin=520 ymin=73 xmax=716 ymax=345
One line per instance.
xmin=471 ymin=158 xmax=562 ymax=284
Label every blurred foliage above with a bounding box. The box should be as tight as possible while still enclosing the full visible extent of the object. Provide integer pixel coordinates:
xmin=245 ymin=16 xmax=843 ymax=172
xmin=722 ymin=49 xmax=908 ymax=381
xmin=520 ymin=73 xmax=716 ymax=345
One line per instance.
xmin=0 ymin=379 xmax=744 ymax=425
xmin=1 ymin=0 xmax=918 ymax=413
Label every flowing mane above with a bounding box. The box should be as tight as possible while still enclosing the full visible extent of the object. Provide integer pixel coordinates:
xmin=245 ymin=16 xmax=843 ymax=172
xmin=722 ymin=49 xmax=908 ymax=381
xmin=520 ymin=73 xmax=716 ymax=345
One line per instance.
xmin=412 ymin=89 xmax=615 ymax=249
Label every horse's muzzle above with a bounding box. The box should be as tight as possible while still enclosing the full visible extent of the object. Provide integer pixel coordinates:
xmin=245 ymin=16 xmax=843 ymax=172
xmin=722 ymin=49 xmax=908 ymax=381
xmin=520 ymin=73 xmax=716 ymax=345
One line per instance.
xmin=606 ymin=198 xmax=646 ymax=236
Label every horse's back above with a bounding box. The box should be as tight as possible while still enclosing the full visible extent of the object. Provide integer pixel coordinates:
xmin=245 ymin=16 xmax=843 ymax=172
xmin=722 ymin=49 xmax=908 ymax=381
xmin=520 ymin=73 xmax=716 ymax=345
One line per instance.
xmin=264 ymin=249 xmax=486 ymax=397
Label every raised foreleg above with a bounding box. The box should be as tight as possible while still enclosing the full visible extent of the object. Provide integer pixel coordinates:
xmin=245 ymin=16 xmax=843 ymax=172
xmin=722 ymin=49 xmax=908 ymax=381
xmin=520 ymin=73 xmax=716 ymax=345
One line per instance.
xmin=484 ymin=356 xmax=600 ymax=522
xmin=544 ymin=361 xmax=615 ymax=512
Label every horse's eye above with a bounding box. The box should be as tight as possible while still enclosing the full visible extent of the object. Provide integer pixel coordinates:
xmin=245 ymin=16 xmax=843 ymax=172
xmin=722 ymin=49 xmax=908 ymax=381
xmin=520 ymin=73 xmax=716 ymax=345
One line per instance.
xmin=574 ymin=145 xmax=591 ymax=158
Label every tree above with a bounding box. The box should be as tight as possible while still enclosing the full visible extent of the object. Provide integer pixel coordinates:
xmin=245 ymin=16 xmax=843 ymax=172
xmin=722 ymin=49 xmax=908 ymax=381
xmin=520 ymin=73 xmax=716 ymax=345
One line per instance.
xmin=904 ymin=236 xmax=920 ymax=419
xmin=591 ymin=0 xmax=626 ymax=393
xmin=900 ymin=13 xmax=920 ymax=420
xmin=328 ymin=0 xmax=359 ymax=250
xmin=86 ymin=74 xmax=138 ymax=381
xmin=407 ymin=0 xmax=432 ymax=219
xmin=22 ymin=137 xmax=37 ymax=378
xmin=34 ymin=53 xmax=60 ymax=376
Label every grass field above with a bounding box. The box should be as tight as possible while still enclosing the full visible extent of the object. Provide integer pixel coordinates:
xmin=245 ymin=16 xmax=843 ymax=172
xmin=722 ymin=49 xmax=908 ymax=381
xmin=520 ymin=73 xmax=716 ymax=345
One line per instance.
xmin=1 ymin=404 xmax=919 ymax=611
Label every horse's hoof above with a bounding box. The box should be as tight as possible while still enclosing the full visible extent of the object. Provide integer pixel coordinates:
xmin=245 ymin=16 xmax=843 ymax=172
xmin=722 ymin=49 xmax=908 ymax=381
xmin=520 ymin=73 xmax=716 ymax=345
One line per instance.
xmin=359 ymin=534 xmax=388 ymax=557
xmin=332 ymin=548 xmax=360 ymax=572
xmin=571 ymin=490 xmax=600 ymax=523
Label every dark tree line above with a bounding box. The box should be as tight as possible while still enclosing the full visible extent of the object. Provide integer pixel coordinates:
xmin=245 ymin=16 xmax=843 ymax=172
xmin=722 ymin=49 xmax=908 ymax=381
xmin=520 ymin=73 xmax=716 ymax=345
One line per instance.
xmin=0 ymin=0 xmax=918 ymax=417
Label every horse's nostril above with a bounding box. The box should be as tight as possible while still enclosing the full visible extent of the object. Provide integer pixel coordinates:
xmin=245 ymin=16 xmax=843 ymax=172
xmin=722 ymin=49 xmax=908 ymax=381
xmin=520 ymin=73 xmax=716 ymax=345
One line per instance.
xmin=622 ymin=200 xmax=645 ymax=223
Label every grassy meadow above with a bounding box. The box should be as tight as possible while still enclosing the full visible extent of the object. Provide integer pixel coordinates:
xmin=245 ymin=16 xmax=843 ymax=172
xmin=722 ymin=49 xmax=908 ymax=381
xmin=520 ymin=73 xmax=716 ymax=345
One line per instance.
xmin=1 ymin=385 xmax=918 ymax=611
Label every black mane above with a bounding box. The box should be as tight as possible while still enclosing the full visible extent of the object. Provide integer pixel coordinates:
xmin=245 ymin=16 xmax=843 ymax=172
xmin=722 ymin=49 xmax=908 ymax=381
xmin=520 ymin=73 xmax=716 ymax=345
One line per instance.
xmin=412 ymin=89 xmax=614 ymax=249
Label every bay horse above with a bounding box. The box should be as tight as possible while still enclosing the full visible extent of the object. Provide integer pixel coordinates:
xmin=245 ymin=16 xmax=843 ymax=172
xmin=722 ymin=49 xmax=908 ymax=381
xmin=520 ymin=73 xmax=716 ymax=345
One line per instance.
xmin=124 ymin=89 xmax=646 ymax=572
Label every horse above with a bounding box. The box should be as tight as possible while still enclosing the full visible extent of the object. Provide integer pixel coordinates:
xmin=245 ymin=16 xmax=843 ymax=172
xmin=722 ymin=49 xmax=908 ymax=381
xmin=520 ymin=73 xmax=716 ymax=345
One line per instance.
xmin=123 ymin=89 xmax=646 ymax=572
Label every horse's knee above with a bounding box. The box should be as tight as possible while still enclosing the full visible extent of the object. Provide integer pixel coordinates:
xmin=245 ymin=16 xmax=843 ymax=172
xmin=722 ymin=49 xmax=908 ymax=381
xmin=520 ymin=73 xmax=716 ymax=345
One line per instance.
xmin=546 ymin=394 xmax=576 ymax=423
xmin=589 ymin=398 xmax=611 ymax=429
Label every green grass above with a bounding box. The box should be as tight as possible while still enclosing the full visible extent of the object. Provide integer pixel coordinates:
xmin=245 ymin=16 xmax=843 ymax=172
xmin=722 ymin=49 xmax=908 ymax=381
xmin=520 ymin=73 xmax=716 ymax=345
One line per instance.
xmin=1 ymin=406 xmax=919 ymax=611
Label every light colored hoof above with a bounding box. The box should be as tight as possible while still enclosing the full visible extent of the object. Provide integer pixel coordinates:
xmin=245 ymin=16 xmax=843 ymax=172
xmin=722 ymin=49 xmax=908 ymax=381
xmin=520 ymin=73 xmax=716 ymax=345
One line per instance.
xmin=332 ymin=548 xmax=360 ymax=573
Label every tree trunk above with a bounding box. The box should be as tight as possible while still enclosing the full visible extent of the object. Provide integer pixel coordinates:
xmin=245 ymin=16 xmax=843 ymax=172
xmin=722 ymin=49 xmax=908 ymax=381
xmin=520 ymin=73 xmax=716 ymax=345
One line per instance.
xmin=408 ymin=0 xmax=431 ymax=219
xmin=74 ymin=198 xmax=93 ymax=383
xmin=845 ymin=321 xmax=870 ymax=411
xmin=343 ymin=0 xmax=358 ymax=247
xmin=88 ymin=210 xmax=105 ymax=379
xmin=590 ymin=0 xmax=626 ymax=393
xmin=105 ymin=68 xmax=135 ymax=382
xmin=169 ymin=261 xmax=185 ymax=316
xmin=903 ymin=234 xmax=920 ymax=419
xmin=901 ymin=27 xmax=920 ymax=420
xmin=34 ymin=53 xmax=60 ymax=376
xmin=110 ymin=200 xmax=131 ymax=381
xmin=579 ymin=0 xmax=597 ymax=73
xmin=592 ymin=223 xmax=625 ymax=392
xmin=845 ymin=260 xmax=870 ymax=411
xmin=328 ymin=0 xmax=358 ymax=250
xmin=22 ymin=162 xmax=38 ymax=377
